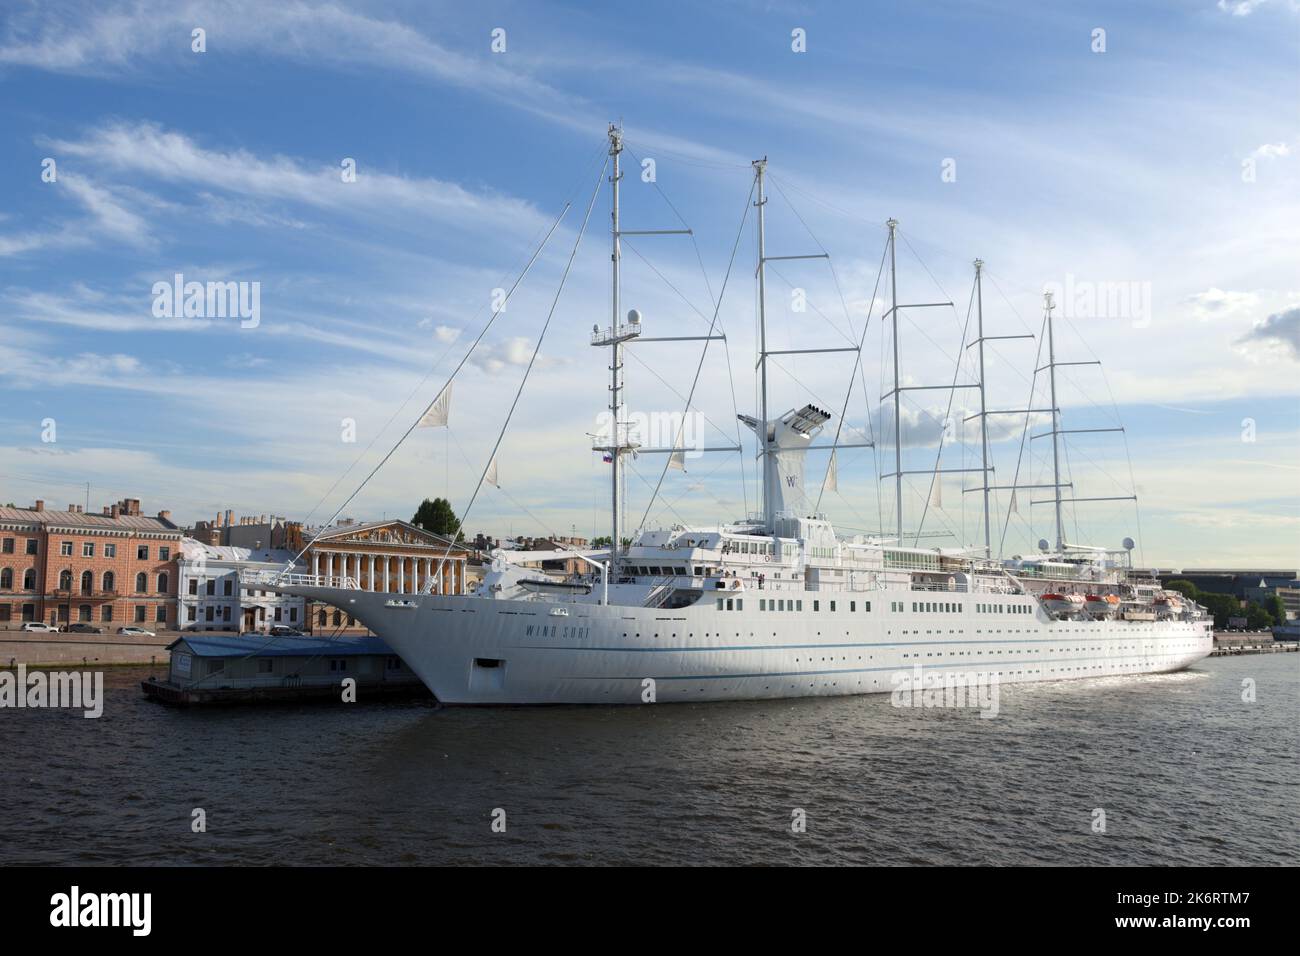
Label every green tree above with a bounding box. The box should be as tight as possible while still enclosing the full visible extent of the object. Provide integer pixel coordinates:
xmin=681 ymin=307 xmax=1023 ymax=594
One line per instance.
xmin=411 ymin=497 xmax=463 ymax=541
xmin=1245 ymin=602 xmax=1275 ymax=630
xmin=1262 ymin=594 xmax=1287 ymax=626
xmin=1197 ymin=592 xmax=1242 ymax=629
xmin=1163 ymin=579 xmax=1199 ymax=601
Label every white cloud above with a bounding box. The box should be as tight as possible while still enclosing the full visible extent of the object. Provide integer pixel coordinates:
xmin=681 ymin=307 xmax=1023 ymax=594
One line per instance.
xmin=1218 ymin=0 xmax=1270 ymax=16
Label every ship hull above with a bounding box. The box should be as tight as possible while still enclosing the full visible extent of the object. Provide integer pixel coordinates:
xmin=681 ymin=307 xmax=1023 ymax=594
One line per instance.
xmin=282 ymin=586 xmax=1214 ymax=705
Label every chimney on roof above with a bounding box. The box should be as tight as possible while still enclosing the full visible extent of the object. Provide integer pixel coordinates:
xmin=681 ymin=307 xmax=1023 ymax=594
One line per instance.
xmin=158 ymin=510 xmax=171 ymax=522
xmin=225 ymin=509 xmax=233 ymax=527
xmin=33 ymin=500 xmax=44 ymax=512
xmin=110 ymin=504 xmax=120 ymax=518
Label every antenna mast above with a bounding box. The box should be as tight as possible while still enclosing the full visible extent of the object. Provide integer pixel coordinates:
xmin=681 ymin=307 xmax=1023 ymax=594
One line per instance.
xmin=1044 ymin=290 xmax=1065 ymax=552
xmin=974 ymin=259 xmax=991 ymax=557
xmin=753 ymin=158 xmax=772 ymax=529
xmin=887 ymin=219 xmax=902 ymax=540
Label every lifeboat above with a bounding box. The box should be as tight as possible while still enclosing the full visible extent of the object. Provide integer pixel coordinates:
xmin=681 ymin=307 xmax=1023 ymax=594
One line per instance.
xmin=1040 ymin=592 xmax=1085 ymax=614
xmin=1084 ymin=593 xmax=1120 ymax=617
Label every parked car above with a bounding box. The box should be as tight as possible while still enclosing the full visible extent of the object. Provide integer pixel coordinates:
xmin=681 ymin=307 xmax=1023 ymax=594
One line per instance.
xmin=20 ymin=621 xmax=59 ymax=633
xmin=117 ymin=626 xmax=156 ymax=637
xmin=63 ymin=623 xmax=104 ymax=634
xmin=269 ymin=625 xmax=304 ymax=637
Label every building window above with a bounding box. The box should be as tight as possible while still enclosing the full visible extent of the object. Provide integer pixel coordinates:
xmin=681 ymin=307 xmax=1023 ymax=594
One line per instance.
xmin=60 ymin=541 xmax=73 ymax=556
xmin=80 ymin=570 xmax=93 ymax=593
xmin=206 ymin=607 xmax=215 ymax=622
xmin=289 ymin=608 xmax=298 ymax=622
xmin=22 ymin=569 xmax=35 ymax=590
xmin=1 ymin=538 xmax=12 ymax=554
xmin=155 ymin=606 xmax=166 ymax=623
xmin=101 ymin=605 xmax=113 ymax=622
xmin=205 ymin=579 xmax=215 ymax=595
xmin=223 ymin=580 xmax=233 ymax=596
xmin=188 ymin=579 xmax=198 ymax=595
xmin=135 ymin=572 xmax=147 ymax=592
xmin=157 ymin=572 xmax=169 ymax=593
xmin=187 ymin=607 xmax=196 ymax=622
xmin=222 ymin=606 xmax=231 ymax=622
xmin=78 ymin=605 xmax=91 ymax=622
xmin=25 ymin=539 xmax=37 ymax=555
xmin=274 ymin=607 xmax=282 ymax=621
xmin=0 ymin=606 xmax=9 ymax=622
xmin=329 ymin=659 xmax=348 ymax=672
xmin=104 ymin=543 xmax=116 ymax=558
xmin=0 ymin=568 xmax=10 ymax=589
xmin=21 ymin=604 xmax=36 ymax=622
xmin=135 ymin=606 xmax=146 ymax=623
xmin=83 ymin=542 xmax=94 ymax=557
xmin=159 ymin=546 xmax=170 ymax=561
xmin=103 ymin=571 xmax=115 ymax=592
xmin=59 ymin=569 xmax=72 ymax=590
xmin=137 ymin=545 xmax=148 ymax=560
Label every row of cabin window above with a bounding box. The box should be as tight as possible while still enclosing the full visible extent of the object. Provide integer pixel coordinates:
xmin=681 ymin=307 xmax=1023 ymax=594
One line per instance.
xmin=0 ymin=568 xmax=168 ymax=593
xmin=977 ymin=603 xmax=1031 ymax=614
xmin=753 ymin=598 xmax=873 ymax=613
xmin=911 ymin=601 xmax=964 ymax=613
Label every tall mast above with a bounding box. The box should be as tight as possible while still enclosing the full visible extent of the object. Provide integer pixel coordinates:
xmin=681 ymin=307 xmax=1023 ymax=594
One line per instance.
xmin=754 ymin=158 xmax=771 ymax=529
xmin=887 ymin=218 xmax=901 ymax=540
xmin=1045 ymin=290 xmax=1065 ymax=551
xmin=608 ymin=123 xmax=626 ymax=557
xmin=974 ymin=258 xmax=991 ymax=557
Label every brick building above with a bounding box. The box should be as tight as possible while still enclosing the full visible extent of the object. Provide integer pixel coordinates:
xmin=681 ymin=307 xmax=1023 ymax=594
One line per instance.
xmin=0 ymin=498 xmax=181 ymax=629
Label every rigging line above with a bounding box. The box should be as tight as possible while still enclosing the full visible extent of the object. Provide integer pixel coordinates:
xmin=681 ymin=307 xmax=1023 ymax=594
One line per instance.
xmin=913 ymin=276 xmax=978 ymax=546
xmin=624 ymin=461 xmax=689 ymax=527
xmin=998 ymin=313 xmax=1049 ymax=558
xmin=426 ymin=156 xmax=607 ymax=588
xmin=621 ymin=138 xmax=752 ymax=170
xmin=615 ymin=229 xmax=749 ymax=514
xmin=292 ymin=137 xmax=609 ymax=535
xmin=280 ymin=199 xmax=578 ymax=577
xmin=814 ymin=236 xmax=889 ymax=514
xmin=633 ymin=177 xmax=755 ymax=538
xmin=765 ymin=265 xmax=860 ymax=347
xmin=639 ymin=452 xmax=738 ymax=524
xmin=446 ymin=428 xmax=568 ymax=543
xmin=623 ymin=349 xmax=742 ymax=447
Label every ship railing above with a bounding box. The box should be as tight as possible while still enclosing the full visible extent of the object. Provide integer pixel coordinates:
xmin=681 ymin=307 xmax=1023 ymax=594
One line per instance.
xmin=240 ymin=570 xmax=361 ymax=590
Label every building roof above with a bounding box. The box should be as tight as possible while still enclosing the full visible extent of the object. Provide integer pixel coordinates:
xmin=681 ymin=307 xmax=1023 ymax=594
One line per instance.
xmin=179 ymin=537 xmax=302 ymax=566
xmin=168 ymin=633 xmax=397 ymax=657
xmin=0 ymin=505 xmax=180 ymax=533
xmin=306 ymin=518 xmax=465 ymax=548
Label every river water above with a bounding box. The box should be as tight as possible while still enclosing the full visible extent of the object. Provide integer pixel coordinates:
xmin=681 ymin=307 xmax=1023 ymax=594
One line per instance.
xmin=2 ymin=654 xmax=1295 ymax=865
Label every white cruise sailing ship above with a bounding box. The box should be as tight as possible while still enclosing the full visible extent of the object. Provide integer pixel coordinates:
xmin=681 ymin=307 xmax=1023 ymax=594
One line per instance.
xmin=262 ymin=125 xmax=1213 ymax=704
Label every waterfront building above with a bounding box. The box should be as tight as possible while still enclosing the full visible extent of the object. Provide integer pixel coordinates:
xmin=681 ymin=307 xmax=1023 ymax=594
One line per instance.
xmin=301 ymin=519 xmax=473 ymax=632
xmin=0 ymin=499 xmax=180 ymax=629
xmin=177 ymin=538 xmax=306 ymax=632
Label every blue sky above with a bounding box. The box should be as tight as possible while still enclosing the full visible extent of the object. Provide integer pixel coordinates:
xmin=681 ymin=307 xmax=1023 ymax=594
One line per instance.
xmin=1 ymin=0 xmax=1297 ymax=567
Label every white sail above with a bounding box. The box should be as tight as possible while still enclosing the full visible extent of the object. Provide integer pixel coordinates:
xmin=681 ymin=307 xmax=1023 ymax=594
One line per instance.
xmin=418 ymin=383 xmax=453 ymax=428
